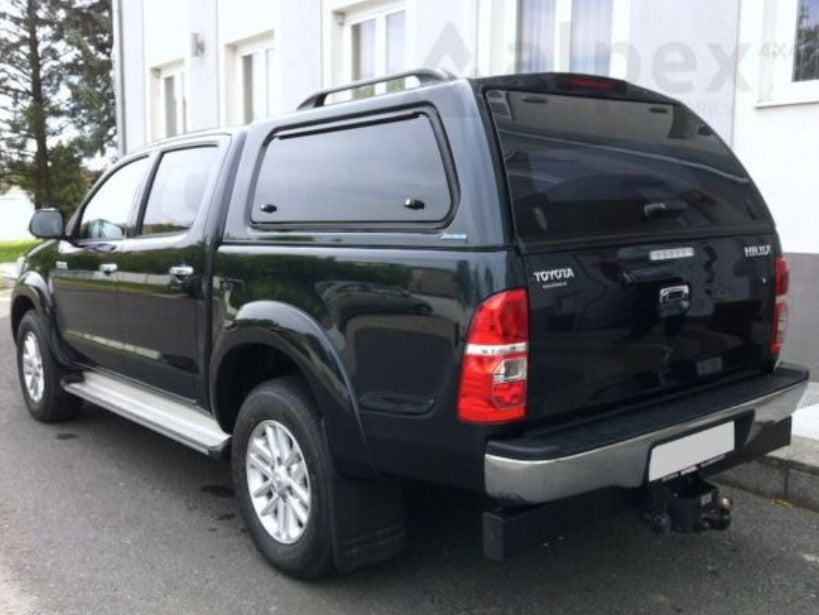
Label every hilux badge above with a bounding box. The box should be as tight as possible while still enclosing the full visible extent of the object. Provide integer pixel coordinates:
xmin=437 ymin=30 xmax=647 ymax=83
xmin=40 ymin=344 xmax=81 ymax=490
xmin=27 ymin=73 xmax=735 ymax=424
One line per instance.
xmin=744 ymin=244 xmax=771 ymax=257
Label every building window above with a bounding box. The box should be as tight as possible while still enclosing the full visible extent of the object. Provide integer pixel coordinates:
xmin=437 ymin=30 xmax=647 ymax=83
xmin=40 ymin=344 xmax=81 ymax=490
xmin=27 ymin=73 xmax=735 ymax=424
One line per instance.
xmin=225 ymin=32 xmax=276 ymax=125
xmin=794 ymin=0 xmax=819 ymax=82
xmin=156 ymin=66 xmax=186 ymax=139
xmin=385 ymin=11 xmax=406 ymax=74
xmin=516 ymin=0 xmax=613 ymax=76
xmin=241 ymin=46 xmax=276 ymax=123
xmin=570 ymin=0 xmax=613 ymax=75
xmin=352 ymin=19 xmax=376 ymax=81
xmin=345 ymin=6 xmax=406 ymax=93
xmin=517 ymin=0 xmax=556 ymax=72
xmin=762 ymin=0 xmax=819 ymax=104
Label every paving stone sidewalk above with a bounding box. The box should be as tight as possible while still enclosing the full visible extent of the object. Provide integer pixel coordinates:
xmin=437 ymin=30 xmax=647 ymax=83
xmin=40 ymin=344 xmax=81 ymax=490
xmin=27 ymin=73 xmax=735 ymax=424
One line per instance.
xmin=717 ymin=381 xmax=819 ymax=511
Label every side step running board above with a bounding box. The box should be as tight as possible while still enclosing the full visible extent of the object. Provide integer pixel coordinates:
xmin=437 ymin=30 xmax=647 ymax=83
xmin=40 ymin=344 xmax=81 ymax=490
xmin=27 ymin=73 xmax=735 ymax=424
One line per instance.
xmin=64 ymin=372 xmax=231 ymax=458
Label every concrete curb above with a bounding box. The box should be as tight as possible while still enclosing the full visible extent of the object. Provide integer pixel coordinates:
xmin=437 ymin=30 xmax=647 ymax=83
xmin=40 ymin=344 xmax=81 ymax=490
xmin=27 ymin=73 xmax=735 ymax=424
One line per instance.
xmin=716 ymin=435 xmax=819 ymax=511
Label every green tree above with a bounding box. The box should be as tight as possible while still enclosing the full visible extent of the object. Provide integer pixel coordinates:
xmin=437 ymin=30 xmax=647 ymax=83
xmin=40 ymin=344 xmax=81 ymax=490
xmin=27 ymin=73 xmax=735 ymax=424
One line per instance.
xmin=56 ymin=0 xmax=115 ymax=157
xmin=0 ymin=0 xmax=61 ymax=207
xmin=49 ymin=143 xmax=90 ymax=215
xmin=4 ymin=142 xmax=89 ymax=215
xmin=0 ymin=0 xmax=114 ymax=212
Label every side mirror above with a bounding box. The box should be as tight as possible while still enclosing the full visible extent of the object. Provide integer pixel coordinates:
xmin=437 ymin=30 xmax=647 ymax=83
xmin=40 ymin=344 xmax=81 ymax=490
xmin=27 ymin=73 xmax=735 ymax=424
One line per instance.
xmin=29 ymin=208 xmax=65 ymax=239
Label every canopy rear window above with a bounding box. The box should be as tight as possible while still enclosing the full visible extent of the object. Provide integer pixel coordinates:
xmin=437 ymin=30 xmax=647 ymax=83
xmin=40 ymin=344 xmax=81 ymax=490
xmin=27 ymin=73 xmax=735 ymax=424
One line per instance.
xmin=486 ymin=89 xmax=772 ymax=247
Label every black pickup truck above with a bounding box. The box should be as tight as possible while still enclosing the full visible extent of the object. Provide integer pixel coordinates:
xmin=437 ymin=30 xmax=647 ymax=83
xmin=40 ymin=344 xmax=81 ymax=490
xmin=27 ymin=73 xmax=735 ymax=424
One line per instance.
xmin=12 ymin=70 xmax=809 ymax=578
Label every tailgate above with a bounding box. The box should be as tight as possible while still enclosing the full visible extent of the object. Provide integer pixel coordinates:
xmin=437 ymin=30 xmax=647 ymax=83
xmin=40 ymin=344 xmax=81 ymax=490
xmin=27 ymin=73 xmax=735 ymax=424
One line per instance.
xmin=484 ymin=83 xmax=779 ymax=422
xmin=524 ymin=236 xmax=776 ymax=421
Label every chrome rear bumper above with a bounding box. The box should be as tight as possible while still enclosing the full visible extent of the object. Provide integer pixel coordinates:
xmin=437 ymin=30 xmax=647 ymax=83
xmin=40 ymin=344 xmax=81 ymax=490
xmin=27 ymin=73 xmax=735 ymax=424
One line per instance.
xmin=485 ymin=371 xmax=809 ymax=505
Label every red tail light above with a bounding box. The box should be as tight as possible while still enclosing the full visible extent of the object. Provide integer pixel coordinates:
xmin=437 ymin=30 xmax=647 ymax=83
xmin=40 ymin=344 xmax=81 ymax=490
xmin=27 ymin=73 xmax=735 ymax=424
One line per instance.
xmin=771 ymin=256 xmax=789 ymax=357
xmin=457 ymin=289 xmax=529 ymax=424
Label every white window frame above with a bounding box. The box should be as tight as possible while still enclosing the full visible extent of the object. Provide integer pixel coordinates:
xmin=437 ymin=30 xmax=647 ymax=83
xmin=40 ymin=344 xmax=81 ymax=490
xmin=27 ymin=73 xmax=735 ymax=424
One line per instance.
xmin=149 ymin=62 xmax=187 ymax=141
xmin=514 ymin=0 xmax=628 ymax=76
xmin=761 ymin=0 xmax=819 ymax=106
xmin=341 ymin=2 xmax=407 ymax=91
xmin=238 ymin=40 xmax=277 ymax=123
xmin=477 ymin=0 xmax=520 ymax=76
xmin=224 ymin=31 xmax=277 ymax=125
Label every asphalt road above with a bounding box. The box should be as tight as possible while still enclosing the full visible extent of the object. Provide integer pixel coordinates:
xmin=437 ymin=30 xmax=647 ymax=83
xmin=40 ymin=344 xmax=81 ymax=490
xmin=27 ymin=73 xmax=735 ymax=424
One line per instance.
xmin=0 ymin=301 xmax=817 ymax=615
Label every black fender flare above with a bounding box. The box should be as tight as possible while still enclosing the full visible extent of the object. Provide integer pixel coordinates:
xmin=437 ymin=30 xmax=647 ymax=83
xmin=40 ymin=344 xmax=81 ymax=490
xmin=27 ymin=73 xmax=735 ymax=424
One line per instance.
xmin=11 ymin=270 xmax=51 ymax=323
xmin=10 ymin=272 xmax=75 ymax=369
xmin=210 ymin=300 xmax=375 ymax=477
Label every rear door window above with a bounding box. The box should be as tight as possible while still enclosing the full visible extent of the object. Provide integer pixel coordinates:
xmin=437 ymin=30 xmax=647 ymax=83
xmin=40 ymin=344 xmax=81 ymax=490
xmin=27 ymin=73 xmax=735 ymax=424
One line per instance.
xmin=251 ymin=113 xmax=452 ymax=225
xmin=139 ymin=146 xmax=219 ymax=236
xmin=486 ymin=89 xmax=772 ymax=247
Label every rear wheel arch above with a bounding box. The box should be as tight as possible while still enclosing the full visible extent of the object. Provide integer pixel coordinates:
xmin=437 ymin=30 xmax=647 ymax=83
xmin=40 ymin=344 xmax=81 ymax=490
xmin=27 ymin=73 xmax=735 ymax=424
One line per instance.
xmin=212 ymin=340 xmax=305 ymax=433
xmin=210 ymin=303 xmax=375 ymax=477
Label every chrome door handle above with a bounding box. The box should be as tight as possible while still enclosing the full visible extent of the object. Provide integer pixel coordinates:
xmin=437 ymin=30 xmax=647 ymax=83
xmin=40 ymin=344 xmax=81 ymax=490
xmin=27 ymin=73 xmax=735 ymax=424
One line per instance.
xmin=169 ymin=265 xmax=194 ymax=277
xmin=99 ymin=263 xmax=117 ymax=275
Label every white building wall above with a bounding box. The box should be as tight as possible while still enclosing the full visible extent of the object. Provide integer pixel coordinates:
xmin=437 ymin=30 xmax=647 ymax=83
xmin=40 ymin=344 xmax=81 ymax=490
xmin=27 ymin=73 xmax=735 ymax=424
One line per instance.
xmin=279 ymin=2 xmax=323 ymax=111
xmin=118 ymin=0 xmax=147 ymax=152
xmin=413 ymin=0 xmax=480 ymax=74
xmin=186 ymin=0 xmax=219 ymax=131
xmin=624 ymin=0 xmax=741 ymax=143
xmin=732 ymin=0 xmax=819 ymax=254
xmin=142 ymin=0 xmax=186 ymax=67
xmin=216 ymin=0 xmax=277 ymax=126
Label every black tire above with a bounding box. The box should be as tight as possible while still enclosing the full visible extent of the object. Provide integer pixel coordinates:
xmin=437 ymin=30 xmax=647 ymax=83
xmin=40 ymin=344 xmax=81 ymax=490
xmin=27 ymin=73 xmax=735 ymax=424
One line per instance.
xmin=232 ymin=376 xmax=334 ymax=579
xmin=15 ymin=310 xmax=82 ymax=423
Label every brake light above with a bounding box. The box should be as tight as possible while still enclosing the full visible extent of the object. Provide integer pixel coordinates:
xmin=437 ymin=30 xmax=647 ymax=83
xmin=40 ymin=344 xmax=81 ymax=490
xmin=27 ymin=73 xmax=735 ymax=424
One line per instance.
xmin=567 ymin=76 xmax=617 ymax=90
xmin=771 ymin=256 xmax=789 ymax=357
xmin=457 ymin=289 xmax=528 ymax=424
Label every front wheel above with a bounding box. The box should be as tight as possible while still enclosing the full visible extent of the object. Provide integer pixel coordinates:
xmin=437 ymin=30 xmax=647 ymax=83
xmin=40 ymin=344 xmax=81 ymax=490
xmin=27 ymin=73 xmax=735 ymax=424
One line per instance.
xmin=232 ymin=376 xmax=334 ymax=579
xmin=15 ymin=310 xmax=81 ymax=423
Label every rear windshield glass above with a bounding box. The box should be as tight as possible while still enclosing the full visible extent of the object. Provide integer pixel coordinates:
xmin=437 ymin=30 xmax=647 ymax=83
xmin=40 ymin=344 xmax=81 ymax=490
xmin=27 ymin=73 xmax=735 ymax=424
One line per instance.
xmin=486 ymin=89 xmax=771 ymax=245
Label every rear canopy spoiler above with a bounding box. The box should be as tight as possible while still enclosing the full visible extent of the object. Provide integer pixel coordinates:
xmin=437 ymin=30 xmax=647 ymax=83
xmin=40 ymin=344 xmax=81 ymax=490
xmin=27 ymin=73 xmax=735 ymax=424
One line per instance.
xmin=470 ymin=72 xmax=676 ymax=104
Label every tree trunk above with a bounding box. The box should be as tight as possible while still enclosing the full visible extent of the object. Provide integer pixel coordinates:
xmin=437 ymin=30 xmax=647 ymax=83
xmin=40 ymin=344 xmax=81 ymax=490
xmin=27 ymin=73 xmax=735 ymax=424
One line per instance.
xmin=26 ymin=0 xmax=52 ymax=208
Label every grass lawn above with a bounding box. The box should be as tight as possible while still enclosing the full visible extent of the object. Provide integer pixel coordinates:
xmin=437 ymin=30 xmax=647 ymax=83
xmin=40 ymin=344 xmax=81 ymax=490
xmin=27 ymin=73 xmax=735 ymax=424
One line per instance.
xmin=0 ymin=239 xmax=41 ymax=263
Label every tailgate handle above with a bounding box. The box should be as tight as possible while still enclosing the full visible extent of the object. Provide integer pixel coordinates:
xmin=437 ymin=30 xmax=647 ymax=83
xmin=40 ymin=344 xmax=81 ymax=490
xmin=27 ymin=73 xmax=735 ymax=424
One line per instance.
xmin=659 ymin=284 xmax=690 ymax=306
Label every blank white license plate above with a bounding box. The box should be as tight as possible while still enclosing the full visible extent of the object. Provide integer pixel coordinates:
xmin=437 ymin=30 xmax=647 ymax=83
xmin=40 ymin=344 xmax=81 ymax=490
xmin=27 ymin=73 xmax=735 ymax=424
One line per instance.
xmin=648 ymin=422 xmax=735 ymax=482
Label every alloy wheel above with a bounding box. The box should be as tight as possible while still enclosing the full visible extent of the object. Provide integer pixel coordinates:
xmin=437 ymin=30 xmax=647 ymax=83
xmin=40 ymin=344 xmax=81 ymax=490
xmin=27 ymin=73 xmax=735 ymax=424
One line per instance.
xmin=245 ymin=419 xmax=312 ymax=544
xmin=21 ymin=331 xmax=44 ymax=403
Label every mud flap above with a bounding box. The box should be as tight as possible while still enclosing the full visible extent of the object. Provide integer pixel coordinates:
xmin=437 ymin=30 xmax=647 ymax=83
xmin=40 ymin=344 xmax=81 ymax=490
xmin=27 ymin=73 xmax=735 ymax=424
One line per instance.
xmin=327 ymin=467 xmax=405 ymax=572
xmin=321 ymin=419 xmax=405 ymax=573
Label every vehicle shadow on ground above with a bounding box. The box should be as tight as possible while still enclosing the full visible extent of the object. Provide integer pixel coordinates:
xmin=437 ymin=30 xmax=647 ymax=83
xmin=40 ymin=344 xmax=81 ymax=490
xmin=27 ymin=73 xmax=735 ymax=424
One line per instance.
xmin=45 ymin=399 xmax=817 ymax=614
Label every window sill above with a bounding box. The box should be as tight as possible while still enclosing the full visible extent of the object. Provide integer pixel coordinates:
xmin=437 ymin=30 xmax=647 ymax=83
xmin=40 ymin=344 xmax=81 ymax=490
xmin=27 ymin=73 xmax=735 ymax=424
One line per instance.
xmin=755 ymin=98 xmax=819 ymax=110
xmin=755 ymin=90 xmax=819 ymax=109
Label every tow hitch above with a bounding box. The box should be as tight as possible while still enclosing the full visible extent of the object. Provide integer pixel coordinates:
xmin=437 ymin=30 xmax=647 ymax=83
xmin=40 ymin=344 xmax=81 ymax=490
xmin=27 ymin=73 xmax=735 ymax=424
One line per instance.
xmin=644 ymin=474 xmax=732 ymax=534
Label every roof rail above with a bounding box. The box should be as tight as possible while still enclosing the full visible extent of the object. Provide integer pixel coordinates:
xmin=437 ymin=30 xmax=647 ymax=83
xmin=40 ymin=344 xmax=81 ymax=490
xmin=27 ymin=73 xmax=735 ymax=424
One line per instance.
xmin=296 ymin=68 xmax=455 ymax=110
